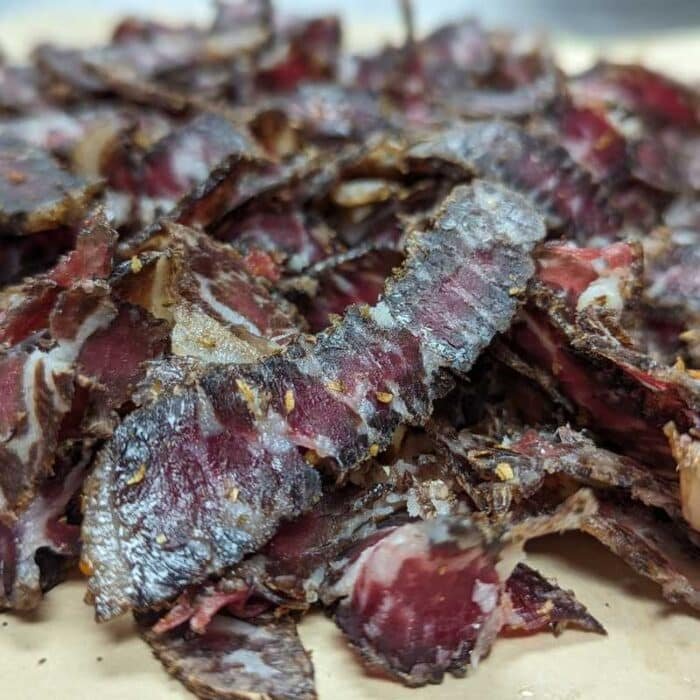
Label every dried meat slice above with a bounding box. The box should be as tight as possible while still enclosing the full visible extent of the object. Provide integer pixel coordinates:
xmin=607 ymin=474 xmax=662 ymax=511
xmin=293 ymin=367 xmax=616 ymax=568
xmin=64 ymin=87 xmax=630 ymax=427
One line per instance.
xmin=212 ymin=196 xmax=333 ymax=272
xmin=255 ymin=16 xmax=341 ymax=92
xmin=502 ymin=562 xmax=605 ymax=635
xmin=167 ymin=226 xmax=303 ymax=363
xmin=408 ymin=122 xmax=620 ymax=241
xmin=0 ymin=211 xmax=116 ymax=348
xmin=569 ymin=62 xmax=699 ymax=130
xmin=151 ymin=484 xmax=406 ymax=634
xmin=114 ymin=225 xmax=301 ymax=365
xmin=0 ymin=136 xmax=101 ymax=235
xmin=297 ymin=247 xmax=404 ymax=332
xmin=140 ymin=614 xmax=316 ymax=700
xmin=504 ymin=242 xmax=700 ymax=470
xmin=329 ymin=490 xmax=597 ymax=686
xmin=0 ymin=446 xmax=87 ymax=610
xmin=440 ymin=425 xmax=681 ymax=519
xmin=81 ymin=181 xmax=546 ymax=620
xmin=581 ymin=495 xmax=700 ymax=611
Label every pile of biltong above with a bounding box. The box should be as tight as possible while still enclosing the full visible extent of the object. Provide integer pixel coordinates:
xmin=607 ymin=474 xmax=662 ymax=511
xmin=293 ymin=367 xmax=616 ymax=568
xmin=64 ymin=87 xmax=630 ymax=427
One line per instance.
xmin=1 ymin=2 xmax=699 ymax=697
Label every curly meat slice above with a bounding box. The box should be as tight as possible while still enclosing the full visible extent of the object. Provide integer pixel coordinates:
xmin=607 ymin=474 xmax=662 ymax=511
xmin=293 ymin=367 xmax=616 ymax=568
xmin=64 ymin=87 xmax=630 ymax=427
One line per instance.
xmin=81 ymin=181 xmax=545 ymax=620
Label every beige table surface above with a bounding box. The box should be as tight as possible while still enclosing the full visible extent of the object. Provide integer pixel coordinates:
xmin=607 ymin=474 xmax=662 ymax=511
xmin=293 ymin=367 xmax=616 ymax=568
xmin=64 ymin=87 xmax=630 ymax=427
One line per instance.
xmin=1 ymin=9 xmax=699 ymax=700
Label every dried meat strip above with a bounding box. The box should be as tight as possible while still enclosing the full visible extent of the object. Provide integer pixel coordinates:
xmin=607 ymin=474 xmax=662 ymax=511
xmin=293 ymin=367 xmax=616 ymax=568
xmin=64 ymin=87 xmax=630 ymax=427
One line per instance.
xmin=141 ymin=614 xmax=316 ymax=700
xmin=0 ymin=446 xmax=87 ymax=610
xmin=81 ymin=181 xmax=545 ymax=620
xmin=569 ymin=62 xmax=699 ymax=130
xmin=0 ymin=136 xmax=101 ymax=235
xmin=165 ymin=225 xmax=302 ymax=363
xmin=581 ymin=495 xmax=700 ymax=610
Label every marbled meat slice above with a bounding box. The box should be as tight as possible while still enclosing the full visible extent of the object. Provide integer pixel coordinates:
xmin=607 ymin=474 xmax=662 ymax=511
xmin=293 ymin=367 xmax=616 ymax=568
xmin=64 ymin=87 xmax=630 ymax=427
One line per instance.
xmin=569 ymin=62 xmax=699 ymax=130
xmin=114 ymin=224 xmax=301 ymax=364
xmin=0 ymin=209 xmax=116 ymax=345
xmin=140 ymin=614 xmax=316 ymax=700
xmin=81 ymin=180 xmax=546 ymax=620
xmin=0 ymin=136 xmax=101 ymax=235
xmin=168 ymin=225 xmax=302 ymax=361
xmin=329 ymin=490 xmax=597 ymax=686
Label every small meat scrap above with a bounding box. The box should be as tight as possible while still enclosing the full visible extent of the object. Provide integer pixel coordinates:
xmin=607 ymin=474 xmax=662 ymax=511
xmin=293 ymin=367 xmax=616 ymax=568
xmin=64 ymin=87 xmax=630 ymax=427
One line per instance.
xmin=81 ymin=181 xmax=545 ymax=621
xmin=503 ymin=563 xmax=605 ymax=635
xmin=141 ymin=614 xmax=317 ymax=700
xmin=0 ymin=136 xmax=101 ymax=235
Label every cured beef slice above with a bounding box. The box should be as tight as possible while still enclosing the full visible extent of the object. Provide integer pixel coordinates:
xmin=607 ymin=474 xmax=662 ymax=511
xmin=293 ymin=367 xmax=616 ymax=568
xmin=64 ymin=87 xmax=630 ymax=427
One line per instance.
xmin=81 ymin=180 xmax=546 ymax=620
xmin=329 ymin=490 xmax=597 ymax=686
xmin=141 ymin=614 xmax=316 ymax=700
xmin=0 ymin=136 xmax=100 ymax=235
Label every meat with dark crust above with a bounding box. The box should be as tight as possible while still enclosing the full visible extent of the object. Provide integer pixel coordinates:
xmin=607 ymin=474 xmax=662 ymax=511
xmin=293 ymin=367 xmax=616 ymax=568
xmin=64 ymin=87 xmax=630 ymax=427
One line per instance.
xmin=140 ymin=614 xmax=316 ymax=700
xmin=81 ymin=181 xmax=545 ymax=621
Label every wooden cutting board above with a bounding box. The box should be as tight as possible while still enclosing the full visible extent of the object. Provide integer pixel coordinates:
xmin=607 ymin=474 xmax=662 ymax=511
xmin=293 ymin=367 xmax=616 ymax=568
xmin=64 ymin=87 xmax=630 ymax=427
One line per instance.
xmin=1 ymin=8 xmax=699 ymax=700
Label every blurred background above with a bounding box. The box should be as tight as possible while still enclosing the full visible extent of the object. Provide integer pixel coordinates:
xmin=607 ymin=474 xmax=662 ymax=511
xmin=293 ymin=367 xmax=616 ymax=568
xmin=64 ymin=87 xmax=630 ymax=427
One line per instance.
xmin=1 ymin=0 xmax=700 ymax=78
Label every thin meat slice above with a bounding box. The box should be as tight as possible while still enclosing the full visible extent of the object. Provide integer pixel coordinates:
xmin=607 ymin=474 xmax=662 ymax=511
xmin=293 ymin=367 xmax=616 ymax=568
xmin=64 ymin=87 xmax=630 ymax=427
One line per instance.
xmin=213 ymin=197 xmax=334 ymax=272
xmin=168 ymin=226 xmax=302 ymax=362
xmin=297 ymin=247 xmax=404 ymax=332
xmin=0 ymin=136 xmax=101 ymax=235
xmin=0 ymin=210 xmax=116 ymax=345
xmin=113 ymin=225 xmax=301 ymax=364
xmin=140 ymin=614 xmax=316 ymax=700
xmin=407 ymin=121 xmax=620 ymax=242
xmin=441 ymin=425 xmax=680 ymax=519
xmin=329 ymin=490 xmax=597 ymax=686
xmin=581 ymin=495 xmax=700 ymax=611
xmin=0 ymin=446 xmax=87 ymax=610
xmin=504 ymin=242 xmax=700 ymax=470
xmin=503 ymin=563 xmax=605 ymax=635
xmin=81 ymin=181 xmax=546 ymax=620
xmin=569 ymin=62 xmax=699 ymax=130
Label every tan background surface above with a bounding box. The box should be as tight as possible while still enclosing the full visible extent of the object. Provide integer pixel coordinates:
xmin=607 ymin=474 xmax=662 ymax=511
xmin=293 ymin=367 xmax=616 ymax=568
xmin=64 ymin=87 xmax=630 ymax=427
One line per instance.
xmin=1 ymin=9 xmax=699 ymax=700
